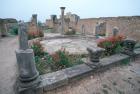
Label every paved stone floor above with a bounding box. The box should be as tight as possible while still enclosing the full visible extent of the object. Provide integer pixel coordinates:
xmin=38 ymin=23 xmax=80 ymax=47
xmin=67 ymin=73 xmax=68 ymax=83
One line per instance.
xmin=45 ymin=59 xmax=140 ymax=94
xmin=0 ymin=36 xmax=18 ymax=94
xmin=41 ymin=33 xmax=97 ymax=55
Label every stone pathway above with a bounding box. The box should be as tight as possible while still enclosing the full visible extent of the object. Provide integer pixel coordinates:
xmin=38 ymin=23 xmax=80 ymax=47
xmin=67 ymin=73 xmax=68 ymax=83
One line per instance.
xmin=0 ymin=36 xmax=18 ymax=94
xmin=45 ymin=59 xmax=140 ymax=94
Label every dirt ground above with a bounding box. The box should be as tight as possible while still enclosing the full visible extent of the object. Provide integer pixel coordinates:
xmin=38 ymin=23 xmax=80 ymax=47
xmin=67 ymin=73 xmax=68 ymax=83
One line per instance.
xmin=0 ymin=36 xmax=18 ymax=94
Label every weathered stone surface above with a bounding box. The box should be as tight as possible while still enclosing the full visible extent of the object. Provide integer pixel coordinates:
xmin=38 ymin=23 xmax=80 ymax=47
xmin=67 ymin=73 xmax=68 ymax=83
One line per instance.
xmin=112 ymin=27 xmax=119 ymax=36
xmin=18 ymin=22 xmax=29 ymax=50
xmin=60 ymin=7 xmax=65 ymax=34
xmin=16 ymin=77 xmax=42 ymax=94
xmin=100 ymin=53 xmax=130 ymax=66
xmin=16 ymin=49 xmax=39 ymax=82
xmin=95 ymin=22 xmax=106 ymax=36
xmin=45 ymin=59 xmax=140 ymax=94
xmin=121 ymin=39 xmax=137 ymax=56
xmin=41 ymin=34 xmax=97 ymax=55
xmin=87 ymin=47 xmax=105 ymax=63
xmin=62 ymin=64 xmax=92 ymax=80
xmin=15 ymin=22 xmax=41 ymax=94
xmin=40 ymin=70 xmax=68 ymax=91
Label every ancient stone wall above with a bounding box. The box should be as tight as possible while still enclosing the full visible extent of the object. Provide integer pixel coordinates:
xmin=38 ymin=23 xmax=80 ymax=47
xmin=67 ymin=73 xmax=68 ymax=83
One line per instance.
xmin=0 ymin=18 xmax=17 ymax=37
xmin=46 ymin=16 xmax=140 ymax=40
xmin=76 ymin=16 xmax=140 ymax=40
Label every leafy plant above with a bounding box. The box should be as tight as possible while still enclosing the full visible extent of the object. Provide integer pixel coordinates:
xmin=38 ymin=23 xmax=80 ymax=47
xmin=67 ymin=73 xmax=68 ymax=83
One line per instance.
xmin=97 ymin=34 xmax=126 ymax=56
xmin=31 ymin=42 xmax=84 ymax=74
xmin=35 ymin=56 xmax=46 ymax=74
xmin=50 ymin=48 xmax=84 ymax=71
xmin=31 ymin=40 xmax=44 ymax=56
xmin=9 ymin=26 xmax=18 ymax=35
xmin=51 ymin=48 xmax=71 ymax=70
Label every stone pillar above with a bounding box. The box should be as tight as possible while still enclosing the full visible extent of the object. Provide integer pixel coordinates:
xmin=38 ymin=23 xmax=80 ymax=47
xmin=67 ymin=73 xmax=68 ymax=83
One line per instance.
xmin=4 ymin=24 xmax=8 ymax=35
xmin=51 ymin=15 xmax=57 ymax=32
xmin=15 ymin=22 xmax=42 ymax=94
xmin=32 ymin=14 xmax=37 ymax=26
xmin=81 ymin=24 xmax=85 ymax=35
xmin=112 ymin=27 xmax=119 ymax=36
xmin=60 ymin=7 xmax=65 ymax=34
xmin=95 ymin=23 xmax=100 ymax=38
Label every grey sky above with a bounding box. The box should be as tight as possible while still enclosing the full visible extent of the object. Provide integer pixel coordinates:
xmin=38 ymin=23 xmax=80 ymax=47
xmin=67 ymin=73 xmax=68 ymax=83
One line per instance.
xmin=0 ymin=0 xmax=140 ymax=22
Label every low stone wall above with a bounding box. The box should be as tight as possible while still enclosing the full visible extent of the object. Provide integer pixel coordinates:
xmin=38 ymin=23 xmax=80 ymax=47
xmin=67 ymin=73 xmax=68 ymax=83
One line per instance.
xmin=38 ymin=48 xmax=140 ymax=93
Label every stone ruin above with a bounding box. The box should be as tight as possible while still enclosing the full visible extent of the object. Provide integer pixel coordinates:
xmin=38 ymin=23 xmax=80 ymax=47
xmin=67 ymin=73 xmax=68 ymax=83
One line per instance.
xmin=0 ymin=18 xmax=17 ymax=37
xmin=28 ymin=14 xmax=38 ymax=33
xmin=112 ymin=27 xmax=119 ymax=36
xmin=95 ymin=22 xmax=106 ymax=36
xmin=27 ymin=14 xmax=43 ymax=37
xmin=46 ymin=7 xmax=80 ymax=34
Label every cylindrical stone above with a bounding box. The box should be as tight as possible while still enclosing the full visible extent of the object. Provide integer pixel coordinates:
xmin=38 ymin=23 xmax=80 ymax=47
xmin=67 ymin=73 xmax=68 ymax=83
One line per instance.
xmin=18 ymin=22 xmax=29 ymax=50
xmin=16 ymin=49 xmax=39 ymax=82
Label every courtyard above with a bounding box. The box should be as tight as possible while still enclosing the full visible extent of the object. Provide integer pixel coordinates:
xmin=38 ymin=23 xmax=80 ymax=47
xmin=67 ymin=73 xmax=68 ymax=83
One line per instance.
xmin=0 ymin=35 xmax=140 ymax=94
xmin=0 ymin=0 xmax=140 ymax=94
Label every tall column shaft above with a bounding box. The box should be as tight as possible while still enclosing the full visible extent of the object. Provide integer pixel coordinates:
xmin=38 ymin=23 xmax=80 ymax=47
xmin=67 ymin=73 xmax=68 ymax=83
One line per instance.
xmin=60 ymin=7 xmax=65 ymax=34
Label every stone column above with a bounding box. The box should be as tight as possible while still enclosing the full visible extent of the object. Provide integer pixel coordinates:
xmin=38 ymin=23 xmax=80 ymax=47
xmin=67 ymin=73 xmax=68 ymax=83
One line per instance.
xmin=81 ymin=24 xmax=85 ymax=35
xmin=112 ymin=27 xmax=119 ymax=36
xmin=32 ymin=14 xmax=37 ymax=26
xmin=60 ymin=7 xmax=65 ymax=34
xmin=95 ymin=23 xmax=100 ymax=39
xmin=15 ymin=22 xmax=42 ymax=94
xmin=51 ymin=15 xmax=57 ymax=32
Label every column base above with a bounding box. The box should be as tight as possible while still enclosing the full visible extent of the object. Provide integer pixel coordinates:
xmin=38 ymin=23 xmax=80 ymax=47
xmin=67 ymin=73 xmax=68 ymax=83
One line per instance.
xmin=15 ymin=77 xmax=43 ymax=94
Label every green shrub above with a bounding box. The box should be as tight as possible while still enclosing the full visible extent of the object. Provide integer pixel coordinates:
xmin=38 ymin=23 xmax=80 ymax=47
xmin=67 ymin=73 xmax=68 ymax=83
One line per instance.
xmin=9 ymin=27 xmax=18 ymax=35
xmin=50 ymin=49 xmax=83 ymax=71
xmin=31 ymin=42 xmax=84 ymax=74
xmin=31 ymin=41 xmax=44 ymax=57
xmin=121 ymin=58 xmax=130 ymax=65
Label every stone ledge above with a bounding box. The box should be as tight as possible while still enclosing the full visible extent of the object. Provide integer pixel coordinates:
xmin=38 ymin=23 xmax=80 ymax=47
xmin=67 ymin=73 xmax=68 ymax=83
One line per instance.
xmin=38 ymin=52 xmax=140 ymax=92
xmin=40 ymin=70 xmax=68 ymax=91
xmin=62 ymin=64 xmax=93 ymax=81
xmin=100 ymin=53 xmax=130 ymax=66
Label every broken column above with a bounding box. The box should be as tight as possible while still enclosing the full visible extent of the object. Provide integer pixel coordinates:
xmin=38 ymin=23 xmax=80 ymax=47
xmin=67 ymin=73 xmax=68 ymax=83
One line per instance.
xmin=50 ymin=15 xmax=58 ymax=32
xmin=60 ymin=7 xmax=65 ymax=34
xmin=121 ymin=39 xmax=137 ymax=56
xmin=87 ymin=47 xmax=105 ymax=66
xmin=81 ymin=24 xmax=85 ymax=35
xmin=15 ymin=22 xmax=42 ymax=94
xmin=32 ymin=14 xmax=37 ymax=26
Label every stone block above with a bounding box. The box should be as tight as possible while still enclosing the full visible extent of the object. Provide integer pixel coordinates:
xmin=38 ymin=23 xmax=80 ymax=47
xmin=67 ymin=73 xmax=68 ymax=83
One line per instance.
xmin=100 ymin=53 xmax=130 ymax=67
xmin=62 ymin=64 xmax=92 ymax=81
xmin=40 ymin=70 xmax=68 ymax=91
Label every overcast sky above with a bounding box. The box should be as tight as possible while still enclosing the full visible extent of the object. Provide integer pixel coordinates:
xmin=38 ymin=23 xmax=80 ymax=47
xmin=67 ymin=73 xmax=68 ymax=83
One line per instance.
xmin=0 ymin=0 xmax=140 ymax=22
